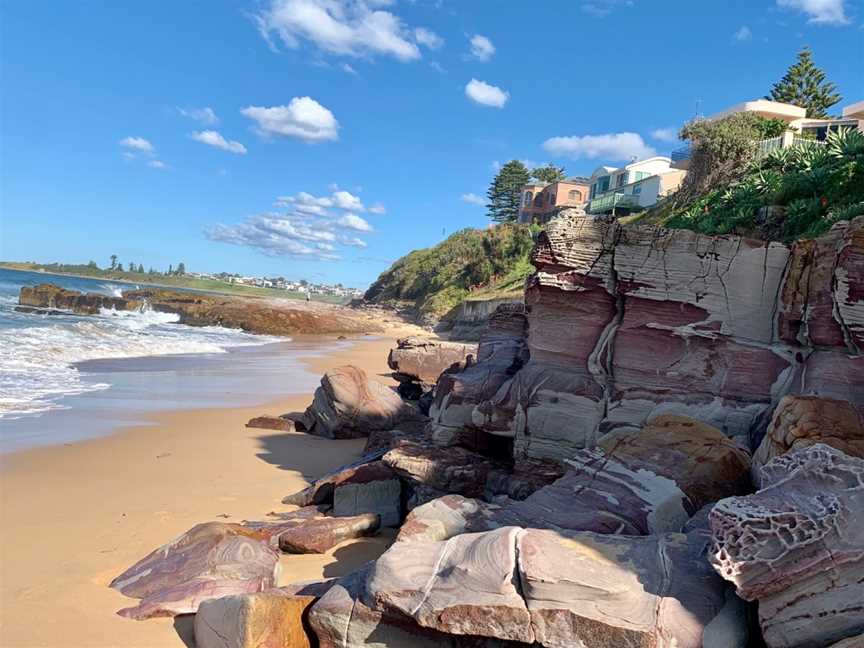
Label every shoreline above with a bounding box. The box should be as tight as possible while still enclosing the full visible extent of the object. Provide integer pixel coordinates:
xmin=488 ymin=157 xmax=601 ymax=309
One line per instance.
xmin=0 ymin=264 xmax=352 ymax=304
xmin=0 ymin=334 xmax=411 ymax=648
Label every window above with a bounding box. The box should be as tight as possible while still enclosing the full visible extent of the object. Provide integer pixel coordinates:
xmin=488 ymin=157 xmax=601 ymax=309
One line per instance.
xmin=633 ymin=185 xmax=642 ymax=195
xmin=568 ymin=189 xmax=582 ymax=201
xmin=616 ymin=173 xmax=627 ymax=187
xmin=549 ymin=192 xmax=556 ymax=206
xmin=597 ymin=176 xmax=610 ymax=194
xmin=634 ymin=171 xmax=649 ymax=182
xmin=523 ymin=191 xmax=533 ymax=207
xmin=534 ymin=194 xmax=544 ymax=207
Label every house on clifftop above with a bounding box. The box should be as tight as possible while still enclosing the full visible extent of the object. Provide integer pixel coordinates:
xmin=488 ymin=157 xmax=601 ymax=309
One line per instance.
xmin=517 ymin=177 xmax=591 ymax=224
xmin=586 ymin=157 xmax=686 ymax=216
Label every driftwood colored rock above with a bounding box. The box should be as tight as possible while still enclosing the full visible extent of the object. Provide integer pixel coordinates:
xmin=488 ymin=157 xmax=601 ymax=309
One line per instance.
xmin=395 ymin=494 xmax=497 ymax=543
xmin=195 ymin=592 xmax=317 ymax=648
xmin=300 ymin=366 xmax=412 ymax=439
xmin=752 ymin=395 xmax=864 ymax=477
xmin=281 ymin=450 xmax=389 ymax=507
xmin=109 ymin=522 xmax=279 ymax=619
xmin=387 ymin=337 xmax=477 ymax=398
xmin=277 ymin=513 xmax=380 ymax=554
xmin=710 ymin=444 xmax=864 ymax=647
xmin=331 ymin=462 xmax=402 ymax=527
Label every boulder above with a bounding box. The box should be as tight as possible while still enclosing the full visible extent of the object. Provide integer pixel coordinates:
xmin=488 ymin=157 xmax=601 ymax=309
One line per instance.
xmin=596 ymin=414 xmax=752 ymax=508
xmin=365 ymin=526 xmax=726 ymax=647
xmin=387 ymin=337 xmax=477 ymax=396
xmin=752 ymin=395 xmax=864 ymax=477
xmin=491 ymin=448 xmax=691 ymax=535
xmin=301 ymin=366 xmax=413 ymax=439
xmin=710 ymin=444 xmax=864 ymax=647
xmin=382 ymin=441 xmax=499 ymax=506
xmin=368 ymin=527 xmax=534 ymax=643
xmin=109 ymin=522 xmax=279 ymax=619
xmin=278 ymin=513 xmax=380 ymax=554
xmin=395 ymin=494 xmax=497 ymax=543
xmin=332 ymin=462 xmax=402 ymax=527
xmin=245 ymin=415 xmax=295 ymax=432
xmin=19 ymin=283 xmax=143 ymax=314
xmin=519 ymin=528 xmax=726 ymax=648
xmin=194 ymin=592 xmax=316 ymax=648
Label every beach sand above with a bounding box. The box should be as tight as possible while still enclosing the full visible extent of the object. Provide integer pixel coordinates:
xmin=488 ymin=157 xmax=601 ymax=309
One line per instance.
xmin=0 ymin=335 xmax=413 ymax=648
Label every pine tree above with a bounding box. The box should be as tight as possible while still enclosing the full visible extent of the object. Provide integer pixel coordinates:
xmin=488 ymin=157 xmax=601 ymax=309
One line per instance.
xmin=767 ymin=47 xmax=841 ymax=118
xmin=137 ymin=264 xmax=144 ymax=273
xmin=486 ymin=160 xmax=531 ymax=223
xmin=176 ymin=262 xmax=186 ymax=275
xmin=168 ymin=264 xmax=173 ymax=275
xmin=531 ymin=164 xmax=566 ymax=184
xmin=109 ymin=255 xmax=118 ymax=270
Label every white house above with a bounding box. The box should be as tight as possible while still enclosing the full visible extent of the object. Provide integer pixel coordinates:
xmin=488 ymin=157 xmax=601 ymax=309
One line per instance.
xmin=586 ymin=157 xmax=686 ymax=216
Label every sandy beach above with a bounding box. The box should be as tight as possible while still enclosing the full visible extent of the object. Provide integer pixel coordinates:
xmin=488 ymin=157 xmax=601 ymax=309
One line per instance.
xmin=0 ymin=334 xmax=411 ymax=648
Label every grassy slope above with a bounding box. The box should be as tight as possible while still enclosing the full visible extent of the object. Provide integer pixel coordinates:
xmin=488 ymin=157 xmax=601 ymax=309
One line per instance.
xmin=0 ymin=262 xmax=350 ymax=304
xmin=363 ymin=224 xmax=534 ymax=321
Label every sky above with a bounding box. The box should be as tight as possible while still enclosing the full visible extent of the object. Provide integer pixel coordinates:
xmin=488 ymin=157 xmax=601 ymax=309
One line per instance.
xmin=1 ymin=0 xmax=863 ymax=288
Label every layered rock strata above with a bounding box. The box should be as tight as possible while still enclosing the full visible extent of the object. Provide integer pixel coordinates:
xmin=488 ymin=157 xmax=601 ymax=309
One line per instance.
xmin=387 ymin=336 xmax=477 ymax=399
xmin=432 ymin=213 xmax=864 ymax=462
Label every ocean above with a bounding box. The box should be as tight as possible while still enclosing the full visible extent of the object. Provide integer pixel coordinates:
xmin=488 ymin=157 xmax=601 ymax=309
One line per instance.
xmin=0 ymin=268 xmax=334 ymax=452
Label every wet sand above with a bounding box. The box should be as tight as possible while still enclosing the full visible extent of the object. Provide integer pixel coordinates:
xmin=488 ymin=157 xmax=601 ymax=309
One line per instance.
xmin=0 ymin=335 xmax=411 ymax=648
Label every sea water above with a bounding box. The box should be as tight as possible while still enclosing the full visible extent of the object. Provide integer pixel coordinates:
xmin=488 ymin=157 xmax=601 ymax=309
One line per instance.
xmin=0 ymin=268 xmax=336 ymax=452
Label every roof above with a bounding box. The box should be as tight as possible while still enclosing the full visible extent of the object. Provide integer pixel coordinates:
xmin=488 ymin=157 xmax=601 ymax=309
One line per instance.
xmin=710 ymin=99 xmax=807 ymax=122
xmin=843 ymin=100 xmax=864 ymax=119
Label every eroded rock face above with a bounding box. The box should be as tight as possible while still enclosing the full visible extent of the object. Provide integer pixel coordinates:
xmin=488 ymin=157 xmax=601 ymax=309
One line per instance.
xmin=194 ymin=592 xmax=316 ymax=648
xmin=710 ymin=444 xmax=864 ymax=647
xmin=301 ymin=366 xmax=413 ymax=439
xmin=20 ymin=283 xmax=143 ymax=314
xmin=109 ymin=522 xmax=279 ymax=619
xmin=753 ymin=395 xmax=864 ymax=477
xmin=364 ymin=526 xmax=726 ymax=648
xmin=429 ymin=213 xmax=864 ymax=461
xmin=387 ymin=337 xmax=477 ymax=396
xmin=332 ymin=462 xmax=402 ymax=527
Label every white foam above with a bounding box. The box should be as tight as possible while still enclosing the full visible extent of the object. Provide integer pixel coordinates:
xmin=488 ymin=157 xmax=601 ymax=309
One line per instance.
xmin=0 ymin=306 xmax=279 ymax=420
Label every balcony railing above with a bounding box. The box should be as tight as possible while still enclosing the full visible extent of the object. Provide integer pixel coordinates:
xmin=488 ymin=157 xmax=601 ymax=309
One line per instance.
xmin=587 ymin=192 xmax=640 ymax=214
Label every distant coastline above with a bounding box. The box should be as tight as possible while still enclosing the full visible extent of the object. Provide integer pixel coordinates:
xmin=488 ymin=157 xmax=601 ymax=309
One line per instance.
xmin=0 ymin=262 xmax=350 ymax=304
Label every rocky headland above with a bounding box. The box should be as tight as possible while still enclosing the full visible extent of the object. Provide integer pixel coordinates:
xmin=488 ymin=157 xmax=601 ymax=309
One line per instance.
xmin=18 ymin=283 xmax=398 ymax=335
xmin=109 ymin=211 xmax=864 ymax=647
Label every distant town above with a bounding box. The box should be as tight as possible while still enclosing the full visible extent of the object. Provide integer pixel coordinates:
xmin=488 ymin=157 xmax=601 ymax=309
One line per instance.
xmin=195 ymin=271 xmax=364 ymax=298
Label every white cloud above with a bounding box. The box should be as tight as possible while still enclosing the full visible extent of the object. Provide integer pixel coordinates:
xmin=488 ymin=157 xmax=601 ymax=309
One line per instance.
xmin=465 ymin=78 xmax=509 ymax=108
xmin=341 ymin=236 xmax=367 ymax=247
xmin=468 ymin=34 xmax=495 ymax=61
xmin=119 ymin=136 xmax=154 ymax=154
xmin=650 ymin=127 xmax=679 ymax=143
xmin=241 ymin=97 xmax=339 ymax=143
xmin=255 ymin=0 xmax=424 ymax=61
xmin=337 ymin=213 xmax=373 ymax=231
xmin=414 ymin=27 xmax=443 ymax=49
xmin=461 ymin=192 xmax=485 ymax=206
xmin=776 ymin=0 xmax=849 ymax=25
xmin=733 ymin=25 xmax=752 ymax=41
xmin=542 ymin=132 xmax=656 ymax=161
xmin=332 ymin=190 xmax=364 ymax=210
xmin=178 ymin=107 xmax=219 ymax=125
xmin=342 ymin=62 xmax=358 ymax=75
xmin=147 ymin=160 xmax=168 ymax=169
xmin=368 ymin=202 xmax=386 ymax=214
xmin=581 ymin=0 xmax=634 ymax=18
xmin=191 ymin=130 xmax=248 ymax=154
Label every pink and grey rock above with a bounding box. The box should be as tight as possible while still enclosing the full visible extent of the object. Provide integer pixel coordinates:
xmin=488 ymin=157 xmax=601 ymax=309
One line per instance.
xmin=277 ymin=513 xmax=380 ymax=554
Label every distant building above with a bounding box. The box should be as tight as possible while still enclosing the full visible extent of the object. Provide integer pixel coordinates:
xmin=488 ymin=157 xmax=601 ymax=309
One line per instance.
xmin=586 ymin=157 xmax=686 ymax=216
xmin=518 ymin=177 xmax=591 ymax=224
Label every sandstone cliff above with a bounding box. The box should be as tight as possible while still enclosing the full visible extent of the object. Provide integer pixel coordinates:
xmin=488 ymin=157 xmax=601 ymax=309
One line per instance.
xmin=432 ymin=211 xmax=864 ymax=460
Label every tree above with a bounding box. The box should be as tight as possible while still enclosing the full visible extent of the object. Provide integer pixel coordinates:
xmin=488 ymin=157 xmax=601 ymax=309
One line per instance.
xmin=137 ymin=264 xmax=144 ymax=273
xmin=531 ymin=164 xmax=566 ymax=184
xmin=486 ymin=160 xmax=531 ymax=223
xmin=176 ymin=262 xmax=186 ymax=275
xmin=767 ymin=47 xmax=841 ymax=119
xmin=109 ymin=255 xmax=118 ymax=271
xmin=168 ymin=264 xmax=174 ymax=275
xmin=87 ymin=260 xmax=98 ymax=269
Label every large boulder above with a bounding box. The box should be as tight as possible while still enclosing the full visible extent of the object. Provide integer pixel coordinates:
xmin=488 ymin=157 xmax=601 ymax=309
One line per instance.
xmin=387 ymin=337 xmax=477 ymax=398
xmin=331 ymin=462 xmax=402 ymax=527
xmin=710 ymin=444 xmax=864 ymax=647
xmin=300 ymin=366 xmax=413 ymax=439
xmin=752 ymin=395 xmax=864 ymax=477
xmin=109 ymin=522 xmax=279 ymax=619
xmin=278 ymin=513 xmax=380 ymax=554
xmin=395 ymin=494 xmax=497 ymax=543
xmin=282 ymin=450 xmax=389 ymax=507
xmin=365 ymin=526 xmax=727 ymax=647
xmin=194 ymin=591 xmax=317 ymax=648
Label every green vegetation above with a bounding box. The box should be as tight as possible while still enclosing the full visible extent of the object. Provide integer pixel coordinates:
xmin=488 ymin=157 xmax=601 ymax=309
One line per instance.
xmin=661 ymin=128 xmax=864 ymax=241
xmin=486 ymin=160 xmax=531 ymax=223
xmin=364 ymin=223 xmax=536 ymax=320
xmin=0 ymin=261 xmax=350 ymax=304
xmin=531 ymin=164 xmax=567 ymax=183
xmin=767 ymin=47 xmax=841 ymax=119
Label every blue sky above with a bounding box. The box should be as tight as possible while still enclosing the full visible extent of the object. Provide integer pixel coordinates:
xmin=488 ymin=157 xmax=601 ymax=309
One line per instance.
xmin=1 ymin=0 xmax=862 ymax=288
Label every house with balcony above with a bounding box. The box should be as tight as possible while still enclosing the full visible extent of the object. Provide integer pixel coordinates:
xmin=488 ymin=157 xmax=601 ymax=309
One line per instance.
xmin=672 ymin=99 xmax=864 ymax=169
xmin=518 ymin=177 xmax=591 ymax=224
xmin=586 ymin=157 xmax=686 ymax=216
